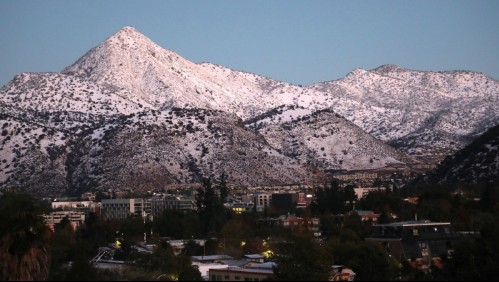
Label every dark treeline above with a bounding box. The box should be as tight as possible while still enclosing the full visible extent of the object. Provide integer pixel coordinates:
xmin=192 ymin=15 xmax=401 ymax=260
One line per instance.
xmin=1 ymin=178 xmax=499 ymax=280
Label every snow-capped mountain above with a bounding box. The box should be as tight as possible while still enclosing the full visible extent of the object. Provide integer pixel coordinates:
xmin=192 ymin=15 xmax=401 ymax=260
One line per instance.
xmin=312 ymin=65 xmax=499 ymax=155
xmin=65 ymin=108 xmax=322 ymax=196
xmin=61 ymin=27 xmax=499 ymax=156
xmin=413 ymin=123 xmax=499 ymax=186
xmin=245 ymin=105 xmax=420 ymax=171
xmin=61 ymin=27 xmax=295 ymax=118
xmin=1 ymin=72 xmax=147 ymax=115
xmin=1 ymin=26 xmax=498 ymax=196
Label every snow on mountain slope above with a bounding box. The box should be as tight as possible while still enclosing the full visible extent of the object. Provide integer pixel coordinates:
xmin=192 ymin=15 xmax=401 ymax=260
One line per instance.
xmin=0 ymin=111 xmax=70 ymax=196
xmin=2 ymin=26 xmax=498 ymax=196
xmin=62 ymin=27 xmax=304 ymax=119
xmin=245 ymin=105 xmax=419 ymax=171
xmin=66 ymin=108 xmax=323 ymax=195
xmin=305 ymin=66 xmax=499 ymax=155
xmin=60 ymin=27 xmax=499 ymax=156
xmin=0 ymin=72 xmax=147 ymax=115
xmin=413 ymin=123 xmax=499 ymax=186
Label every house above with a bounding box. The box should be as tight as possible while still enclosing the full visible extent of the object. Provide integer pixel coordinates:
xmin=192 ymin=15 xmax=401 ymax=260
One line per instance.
xmin=367 ymin=220 xmax=462 ymax=271
xmin=191 ymin=255 xmax=234 ymax=263
xmin=208 ymin=267 xmax=274 ymax=281
xmin=243 ymin=254 xmax=264 ymax=263
xmin=278 ymin=214 xmax=321 ymax=237
xmin=351 ymin=210 xmax=380 ymax=222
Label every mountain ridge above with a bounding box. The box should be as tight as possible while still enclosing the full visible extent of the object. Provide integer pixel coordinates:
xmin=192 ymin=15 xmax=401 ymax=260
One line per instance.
xmin=1 ymin=26 xmax=498 ymax=196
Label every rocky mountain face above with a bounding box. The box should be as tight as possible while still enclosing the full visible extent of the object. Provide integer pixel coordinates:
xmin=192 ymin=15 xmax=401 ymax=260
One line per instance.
xmin=1 ymin=26 xmax=497 ymax=196
xmin=60 ymin=27 xmax=499 ymax=155
xmin=413 ymin=123 xmax=499 ymax=186
xmin=66 ymin=108 xmax=322 ymax=196
xmin=245 ymin=105 xmax=420 ymax=172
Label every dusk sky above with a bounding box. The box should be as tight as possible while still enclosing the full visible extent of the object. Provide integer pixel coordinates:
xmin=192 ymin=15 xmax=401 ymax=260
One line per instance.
xmin=1 ymin=0 xmax=498 ymax=87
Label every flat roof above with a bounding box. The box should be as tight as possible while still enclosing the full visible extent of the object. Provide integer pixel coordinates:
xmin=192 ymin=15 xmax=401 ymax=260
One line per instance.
xmin=209 ymin=267 xmax=274 ymax=275
xmin=373 ymin=220 xmax=451 ymax=228
xmin=191 ymin=255 xmax=233 ymax=261
xmin=244 ymin=254 xmax=264 ymax=259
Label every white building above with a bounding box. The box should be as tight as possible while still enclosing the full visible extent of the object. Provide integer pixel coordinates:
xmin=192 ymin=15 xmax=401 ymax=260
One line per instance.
xmin=254 ymin=193 xmax=271 ymax=212
xmin=44 ymin=211 xmax=86 ymax=230
xmin=101 ymin=198 xmax=142 ymax=220
xmin=354 ymin=187 xmax=386 ymax=199
xmin=51 ymin=200 xmax=98 ymax=214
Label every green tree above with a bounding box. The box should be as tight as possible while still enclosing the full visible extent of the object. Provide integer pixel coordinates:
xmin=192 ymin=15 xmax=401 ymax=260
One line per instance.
xmin=480 ymin=183 xmax=499 ymax=212
xmin=127 ymin=241 xmax=202 ymax=281
xmin=273 ymin=234 xmax=330 ymax=281
xmin=0 ymin=191 xmax=52 ymax=281
xmin=326 ymin=239 xmax=397 ymax=281
xmin=154 ymin=209 xmax=200 ymax=239
xmin=48 ymin=216 xmax=76 ymax=280
xmin=197 ymin=177 xmax=227 ymax=236
xmin=311 ymin=180 xmax=356 ymax=215
xmin=63 ymin=254 xmax=98 ymax=281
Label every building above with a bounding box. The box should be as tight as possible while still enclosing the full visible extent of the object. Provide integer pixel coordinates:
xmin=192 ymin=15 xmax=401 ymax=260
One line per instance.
xmin=243 ymin=254 xmax=264 ymax=263
xmin=208 ymin=267 xmax=274 ymax=281
xmin=353 ymin=187 xmax=386 ymax=199
xmin=271 ymin=193 xmax=297 ymax=211
xmin=44 ymin=211 xmax=86 ymax=230
xmin=367 ymin=220 xmax=462 ymax=270
xmin=101 ymin=198 xmax=141 ymax=220
xmin=51 ymin=200 xmax=99 ymax=215
xmin=352 ymin=210 xmax=380 ymax=223
xmin=254 ymin=193 xmax=271 ymax=212
xmin=278 ymin=214 xmax=321 ymax=237
xmin=102 ymin=196 xmax=195 ymax=220
xmin=228 ymin=202 xmax=254 ymax=214
xmin=191 ymin=255 xmax=234 ymax=263
xmin=149 ymin=195 xmax=195 ymax=217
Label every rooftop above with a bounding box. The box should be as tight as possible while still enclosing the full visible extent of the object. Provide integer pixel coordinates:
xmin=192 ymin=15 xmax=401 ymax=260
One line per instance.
xmin=373 ymin=220 xmax=451 ymax=228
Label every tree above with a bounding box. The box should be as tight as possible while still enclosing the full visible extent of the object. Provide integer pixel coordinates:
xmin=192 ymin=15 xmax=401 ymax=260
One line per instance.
xmin=273 ymin=234 xmax=330 ymax=281
xmin=48 ymin=216 xmax=76 ymax=280
xmin=154 ymin=209 xmax=200 ymax=239
xmin=311 ymin=180 xmax=355 ymax=215
xmin=197 ymin=177 xmax=227 ymax=236
xmin=0 ymin=191 xmax=52 ymax=281
xmin=325 ymin=239 xmax=397 ymax=281
xmin=217 ymin=172 xmax=229 ymax=204
xmin=480 ymin=182 xmax=499 ymax=212
xmin=127 ymin=241 xmax=202 ymax=281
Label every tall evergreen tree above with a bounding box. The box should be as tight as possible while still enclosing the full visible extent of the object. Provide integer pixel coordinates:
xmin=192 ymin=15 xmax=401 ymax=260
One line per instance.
xmin=0 ymin=191 xmax=52 ymax=281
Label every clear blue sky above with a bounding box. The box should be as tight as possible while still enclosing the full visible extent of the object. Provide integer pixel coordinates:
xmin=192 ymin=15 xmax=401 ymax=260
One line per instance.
xmin=1 ymin=0 xmax=498 ymax=87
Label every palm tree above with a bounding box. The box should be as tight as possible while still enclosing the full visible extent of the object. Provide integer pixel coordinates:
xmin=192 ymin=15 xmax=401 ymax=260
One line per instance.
xmin=0 ymin=190 xmax=52 ymax=281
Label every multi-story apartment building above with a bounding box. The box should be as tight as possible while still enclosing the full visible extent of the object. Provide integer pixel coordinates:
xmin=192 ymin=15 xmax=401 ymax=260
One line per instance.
xmin=44 ymin=211 xmax=86 ymax=230
xmin=101 ymin=196 xmax=195 ymax=220
xmin=101 ymin=198 xmax=141 ymax=220
xmin=254 ymin=193 xmax=271 ymax=212
xmin=367 ymin=220 xmax=463 ymax=270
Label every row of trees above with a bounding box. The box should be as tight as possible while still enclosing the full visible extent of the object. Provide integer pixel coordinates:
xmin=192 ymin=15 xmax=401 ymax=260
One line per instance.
xmin=1 ymin=179 xmax=498 ymax=280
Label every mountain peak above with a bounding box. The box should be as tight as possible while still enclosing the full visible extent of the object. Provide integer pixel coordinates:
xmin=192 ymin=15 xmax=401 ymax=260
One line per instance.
xmin=373 ymin=64 xmax=402 ymax=73
xmin=118 ymin=26 xmax=139 ymax=33
xmin=109 ymin=26 xmax=143 ymax=39
xmin=102 ymin=26 xmax=155 ymax=48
